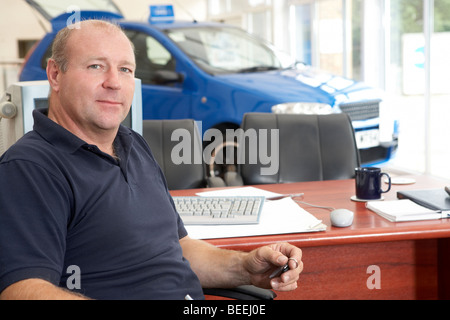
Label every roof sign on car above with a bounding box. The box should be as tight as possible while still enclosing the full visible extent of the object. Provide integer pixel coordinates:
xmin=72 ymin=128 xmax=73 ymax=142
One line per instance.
xmin=149 ymin=5 xmax=175 ymax=24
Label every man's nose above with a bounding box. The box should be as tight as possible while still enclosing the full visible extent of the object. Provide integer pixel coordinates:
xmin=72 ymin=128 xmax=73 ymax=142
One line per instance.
xmin=103 ymin=69 xmax=121 ymax=90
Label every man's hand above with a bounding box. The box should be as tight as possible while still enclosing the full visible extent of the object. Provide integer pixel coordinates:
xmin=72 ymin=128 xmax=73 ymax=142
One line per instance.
xmin=180 ymin=237 xmax=302 ymax=292
xmin=243 ymin=242 xmax=303 ymax=292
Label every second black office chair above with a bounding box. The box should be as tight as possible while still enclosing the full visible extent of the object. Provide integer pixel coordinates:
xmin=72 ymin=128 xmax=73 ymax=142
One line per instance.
xmin=239 ymin=113 xmax=361 ymax=185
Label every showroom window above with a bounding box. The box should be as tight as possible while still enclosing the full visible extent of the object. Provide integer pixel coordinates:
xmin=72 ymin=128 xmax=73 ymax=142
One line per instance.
xmin=387 ymin=0 xmax=450 ymax=178
xmin=288 ymin=0 xmax=450 ymax=178
xmin=208 ymin=0 xmax=450 ymax=179
xmin=289 ymin=0 xmax=352 ymax=77
xmin=209 ymin=0 xmax=272 ymax=15
xmin=208 ymin=0 xmax=274 ymax=41
xmin=289 ymin=3 xmax=312 ymax=65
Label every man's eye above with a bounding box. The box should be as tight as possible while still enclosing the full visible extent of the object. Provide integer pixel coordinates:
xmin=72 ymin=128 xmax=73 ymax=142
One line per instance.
xmin=89 ymin=64 xmax=101 ymax=70
xmin=121 ymin=67 xmax=133 ymax=73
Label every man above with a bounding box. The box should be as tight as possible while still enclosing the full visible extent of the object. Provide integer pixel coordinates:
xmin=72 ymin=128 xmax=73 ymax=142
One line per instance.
xmin=0 ymin=20 xmax=302 ymax=300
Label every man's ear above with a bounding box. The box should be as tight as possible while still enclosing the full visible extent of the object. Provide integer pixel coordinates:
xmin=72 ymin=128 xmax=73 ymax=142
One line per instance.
xmin=47 ymin=59 xmax=61 ymax=92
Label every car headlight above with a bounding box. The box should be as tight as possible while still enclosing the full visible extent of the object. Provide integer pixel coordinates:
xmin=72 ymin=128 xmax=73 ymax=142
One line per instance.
xmin=272 ymin=102 xmax=333 ymax=115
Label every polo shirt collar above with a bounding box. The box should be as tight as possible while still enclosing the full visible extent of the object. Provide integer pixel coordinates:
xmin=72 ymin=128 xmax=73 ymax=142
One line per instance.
xmin=33 ymin=109 xmax=86 ymax=154
xmin=32 ymin=109 xmax=133 ymax=157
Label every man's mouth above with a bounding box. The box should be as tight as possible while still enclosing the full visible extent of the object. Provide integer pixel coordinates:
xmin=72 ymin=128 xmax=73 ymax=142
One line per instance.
xmin=97 ymin=100 xmax=122 ymax=106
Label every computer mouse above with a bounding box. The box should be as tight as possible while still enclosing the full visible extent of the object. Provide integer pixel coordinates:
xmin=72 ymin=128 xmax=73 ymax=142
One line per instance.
xmin=330 ymin=209 xmax=354 ymax=228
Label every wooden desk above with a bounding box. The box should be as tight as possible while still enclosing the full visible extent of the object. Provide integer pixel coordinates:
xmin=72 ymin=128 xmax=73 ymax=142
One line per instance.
xmin=171 ymin=175 xmax=450 ymax=300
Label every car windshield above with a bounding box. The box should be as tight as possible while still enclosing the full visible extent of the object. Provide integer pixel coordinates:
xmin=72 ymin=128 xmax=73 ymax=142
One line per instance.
xmin=166 ymin=26 xmax=295 ymax=75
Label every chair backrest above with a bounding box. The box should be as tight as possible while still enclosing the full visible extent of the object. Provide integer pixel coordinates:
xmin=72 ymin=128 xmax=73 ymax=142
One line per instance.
xmin=142 ymin=119 xmax=206 ymax=190
xmin=239 ymin=113 xmax=361 ymax=185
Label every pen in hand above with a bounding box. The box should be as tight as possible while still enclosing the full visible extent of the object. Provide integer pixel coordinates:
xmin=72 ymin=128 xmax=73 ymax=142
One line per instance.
xmin=269 ymin=263 xmax=290 ymax=279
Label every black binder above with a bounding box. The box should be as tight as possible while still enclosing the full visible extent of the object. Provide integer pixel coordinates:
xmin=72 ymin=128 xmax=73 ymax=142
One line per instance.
xmin=397 ymin=189 xmax=450 ymax=212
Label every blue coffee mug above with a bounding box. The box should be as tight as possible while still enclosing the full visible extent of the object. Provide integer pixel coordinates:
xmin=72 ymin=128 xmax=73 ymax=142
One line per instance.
xmin=355 ymin=167 xmax=391 ymax=200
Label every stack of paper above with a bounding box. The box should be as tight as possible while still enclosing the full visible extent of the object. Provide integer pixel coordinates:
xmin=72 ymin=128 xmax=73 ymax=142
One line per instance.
xmin=366 ymin=199 xmax=442 ymax=222
xmin=185 ymin=187 xmax=326 ymax=239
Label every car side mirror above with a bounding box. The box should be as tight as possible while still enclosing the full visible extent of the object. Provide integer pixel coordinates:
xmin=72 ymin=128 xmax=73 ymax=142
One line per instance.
xmin=154 ymin=70 xmax=184 ymax=84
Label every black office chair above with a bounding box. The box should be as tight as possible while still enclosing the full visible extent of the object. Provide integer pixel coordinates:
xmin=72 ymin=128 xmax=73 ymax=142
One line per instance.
xmin=203 ymin=285 xmax=276 ymax=300
xmin=239 ymin=113 xmax=361 ymax=185
xmin=143 ymin=119 xmax=276 ymax=299
xmin=143 ymin=119 xmax=229 ymax=190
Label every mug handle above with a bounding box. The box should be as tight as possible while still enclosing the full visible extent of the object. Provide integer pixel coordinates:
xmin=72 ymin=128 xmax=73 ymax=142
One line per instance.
xmin=380 ymin=172 xmax=391 ymax=193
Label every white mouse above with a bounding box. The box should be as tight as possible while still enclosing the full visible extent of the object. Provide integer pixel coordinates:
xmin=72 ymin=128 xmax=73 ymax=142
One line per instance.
xmin=330 ymin=209 xmax=354 ymax=228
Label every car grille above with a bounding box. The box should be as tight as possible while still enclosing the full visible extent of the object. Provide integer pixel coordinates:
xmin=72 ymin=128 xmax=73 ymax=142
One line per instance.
xmin=338 ymin=100 xmax=380 ymax=121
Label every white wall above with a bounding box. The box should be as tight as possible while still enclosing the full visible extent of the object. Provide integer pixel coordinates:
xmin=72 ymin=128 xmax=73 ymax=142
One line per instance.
xmin=0 ymin=0 xmax=48 ymax=60
xmin=0 ymin=0 xmax=207 ymax=91
xmin=0 ymin=0 xmax=207 ymax=61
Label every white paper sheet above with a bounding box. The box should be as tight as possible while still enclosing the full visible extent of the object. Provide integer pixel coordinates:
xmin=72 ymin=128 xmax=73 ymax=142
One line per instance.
xmin=196 ymin=186 xmax=284 ymax=199
xmin=185 ymin=197 xmax=326 ymax=240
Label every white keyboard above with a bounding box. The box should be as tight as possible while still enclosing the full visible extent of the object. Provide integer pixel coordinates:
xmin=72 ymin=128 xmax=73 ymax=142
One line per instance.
xmin=173 ymin=196 xmax=265 ymax=225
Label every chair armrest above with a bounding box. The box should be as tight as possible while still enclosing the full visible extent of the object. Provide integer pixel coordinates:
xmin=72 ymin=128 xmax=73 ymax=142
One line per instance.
xmin=203 ymin=285 xmax=277 ymax=300
xmin=224 ymin=172 xmax=244 ymax=186
xmin=206 ymin=176 xmax=227 ymax=188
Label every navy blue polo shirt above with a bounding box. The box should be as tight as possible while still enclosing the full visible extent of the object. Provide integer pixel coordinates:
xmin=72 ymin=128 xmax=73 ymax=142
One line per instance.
xmin=0 ymin=109 xmax=204 ymax=300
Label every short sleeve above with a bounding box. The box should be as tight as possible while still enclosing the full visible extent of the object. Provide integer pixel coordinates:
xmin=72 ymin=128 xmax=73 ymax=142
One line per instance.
xmin=0 ymin=159 xmax=72 ymax=293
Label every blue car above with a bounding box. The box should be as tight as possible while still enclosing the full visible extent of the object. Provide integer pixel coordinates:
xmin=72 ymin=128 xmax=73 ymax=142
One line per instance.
xmin=20 ymin=1 xmax=398 ymax=173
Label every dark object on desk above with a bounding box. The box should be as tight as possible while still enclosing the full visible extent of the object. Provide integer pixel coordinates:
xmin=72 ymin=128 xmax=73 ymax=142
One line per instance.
xmin=269 ymin=264 xmax=290 ymax=279
xmin=397 ymin=189 xmax=450 ymax=211
xmin=355 ymin=167 xmax=391 ymax=200
xmin=239 ymin=113 xmax=360 ymax=185
xmin=445 ymin=186 xmax=450 ymax=196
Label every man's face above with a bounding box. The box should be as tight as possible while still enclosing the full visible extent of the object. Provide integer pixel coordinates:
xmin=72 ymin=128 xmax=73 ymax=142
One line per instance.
xmin=53 ymin=25 xmax=136 ymax=135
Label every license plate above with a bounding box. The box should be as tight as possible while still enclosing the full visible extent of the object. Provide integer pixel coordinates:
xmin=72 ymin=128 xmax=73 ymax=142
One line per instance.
xmin=355 ymin=129 xmax=380 ymax=149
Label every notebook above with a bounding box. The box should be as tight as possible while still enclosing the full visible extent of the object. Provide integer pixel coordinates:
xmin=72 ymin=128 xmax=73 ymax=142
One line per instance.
xmin=397 ymin=189 xmax=450 ymax=212
xmin=366 ymin=199 xmax=442 ymax=222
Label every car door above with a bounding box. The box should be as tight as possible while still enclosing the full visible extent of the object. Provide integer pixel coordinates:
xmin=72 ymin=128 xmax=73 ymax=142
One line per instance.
xmin=124 ymin=29 xmax=192 ymax=120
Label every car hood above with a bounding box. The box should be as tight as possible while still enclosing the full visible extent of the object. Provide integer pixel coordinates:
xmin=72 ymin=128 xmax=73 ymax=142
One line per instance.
xmin=218 ymin=67 xmax=383 ymax=106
